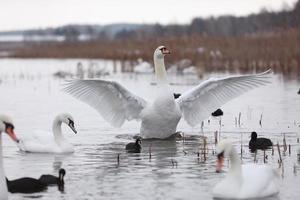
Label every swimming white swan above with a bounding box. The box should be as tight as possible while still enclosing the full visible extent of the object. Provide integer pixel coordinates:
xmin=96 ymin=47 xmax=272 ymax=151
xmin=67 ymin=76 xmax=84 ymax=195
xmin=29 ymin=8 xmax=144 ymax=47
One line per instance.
xmin=213 ymin=140 xmax=279 ymax=199
xmin=18 ymin=113 xmax=77 ymax=153
xmin=64 ymin=46 xmax=272 ymax=139
xmin=0 ymin=115 xmax=19 ymax=200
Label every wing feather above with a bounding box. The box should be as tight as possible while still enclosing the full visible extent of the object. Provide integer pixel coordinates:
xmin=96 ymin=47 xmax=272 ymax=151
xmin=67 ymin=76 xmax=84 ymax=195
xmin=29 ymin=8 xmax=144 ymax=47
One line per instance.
xmin=63 ymin=79 xmax=147 ymax=127
xmin=177 ymin=69 xmax=272 ymax=126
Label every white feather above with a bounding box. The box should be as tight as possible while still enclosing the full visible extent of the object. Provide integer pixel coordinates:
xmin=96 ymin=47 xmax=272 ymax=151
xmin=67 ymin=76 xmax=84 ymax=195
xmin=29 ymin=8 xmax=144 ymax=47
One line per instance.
xmin=176 ymin=69 xmax=272 ymax=126
xmin=63 ymin=79 xmax=147 ymax=127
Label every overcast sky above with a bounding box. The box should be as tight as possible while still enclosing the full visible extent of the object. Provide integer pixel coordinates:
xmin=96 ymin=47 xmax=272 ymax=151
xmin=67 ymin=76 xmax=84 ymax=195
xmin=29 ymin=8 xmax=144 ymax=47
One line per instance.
xmin=0 ymin=0 xmax=297 ymax=31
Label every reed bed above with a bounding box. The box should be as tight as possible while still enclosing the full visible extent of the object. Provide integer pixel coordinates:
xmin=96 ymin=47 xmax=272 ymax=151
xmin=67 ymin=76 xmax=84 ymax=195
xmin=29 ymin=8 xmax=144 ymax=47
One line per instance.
xmin=2 ymin=28 xmax=300 ymax=76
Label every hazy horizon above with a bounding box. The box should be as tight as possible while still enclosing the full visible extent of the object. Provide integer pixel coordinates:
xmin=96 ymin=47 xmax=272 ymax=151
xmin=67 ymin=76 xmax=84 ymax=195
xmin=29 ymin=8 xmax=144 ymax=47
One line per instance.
xmin=0 ymin=0 xmax=298 ymax=32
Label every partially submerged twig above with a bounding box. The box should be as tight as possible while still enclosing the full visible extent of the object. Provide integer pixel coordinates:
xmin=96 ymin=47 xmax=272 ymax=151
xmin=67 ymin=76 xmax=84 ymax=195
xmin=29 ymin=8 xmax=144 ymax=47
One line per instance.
xmin=259 ymin=113 xmax=263 ymax=126
xmin=117 ymin=153 xmax=120 ymax=166
xmin=277 ymin=143 xmax=283 ymax=167
xmin=240 ymin=132 xmax=243 ymax=160
xmin=283 ymin=133 xmax=287 ymax=154
xmin=238 ymin=112 xmax=241 ymax=127
xmin=149 ymin=144 xmax=152 ymax=160
xmin=203 ymin=137 xmax=207 ymax=162
xmin=214 ymin=131 xmax=218 ymax=144
xmin=201 ymin=121 xmax=204 ymax=134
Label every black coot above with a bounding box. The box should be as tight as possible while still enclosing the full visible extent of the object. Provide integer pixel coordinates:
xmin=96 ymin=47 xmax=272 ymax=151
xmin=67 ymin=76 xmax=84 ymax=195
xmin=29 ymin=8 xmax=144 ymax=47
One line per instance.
xmin=126 ymin=138 xmax=142 ymax=153
xmin=212 ymin=108 xmax=223 ymax=117
xmin=6 ymin=177 xmax=46 ymax=193
xmin=39 ymin=168 xmax=65 ymax=186
xmin=173 ymin=93 xmax=181 ymax=99
xmin=249 ymin=131 xmax=273 ymax=151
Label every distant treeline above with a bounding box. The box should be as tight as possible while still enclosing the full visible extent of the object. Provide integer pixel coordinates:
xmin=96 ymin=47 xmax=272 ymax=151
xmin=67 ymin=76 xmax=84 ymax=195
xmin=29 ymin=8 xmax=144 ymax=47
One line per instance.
xmin=115 ymin=0 xmax=300 ymax=39
xmin=8 ymin=28 xmax=300 ymax=76
xmin=2 ymin=0 xmax=299 ymax=41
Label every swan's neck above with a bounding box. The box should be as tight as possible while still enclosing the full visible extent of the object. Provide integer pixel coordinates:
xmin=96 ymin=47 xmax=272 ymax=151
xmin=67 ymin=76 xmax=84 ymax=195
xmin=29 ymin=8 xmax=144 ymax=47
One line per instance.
xmin=0 ymin=133 xmax=8 ymax=198
xmin=154 ymin=57 xmax=168 ymax=85
xmin=228 ymin=148 xmax=242 ymax=178
xmin=52 ymin=117 xmax=66 ymax=146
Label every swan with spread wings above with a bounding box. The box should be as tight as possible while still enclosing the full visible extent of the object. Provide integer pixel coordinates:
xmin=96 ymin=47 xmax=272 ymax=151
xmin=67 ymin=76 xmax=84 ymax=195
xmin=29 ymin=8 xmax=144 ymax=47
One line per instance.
xmin=64 ymin=46 xmax=272 ymax=139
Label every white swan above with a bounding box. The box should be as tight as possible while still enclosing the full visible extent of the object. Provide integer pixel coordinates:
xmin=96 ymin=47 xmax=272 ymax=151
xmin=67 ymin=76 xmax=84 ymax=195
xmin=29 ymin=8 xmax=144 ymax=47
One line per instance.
xmin=213 ymin=140 xmax=279 ymax=199
xmin=64 ymin=46 xmax=272 ymax=139
xmin=18 ymin=113 xmax=77 ymax=153
xmin=0 ymin=115 xmax=19 ymax=200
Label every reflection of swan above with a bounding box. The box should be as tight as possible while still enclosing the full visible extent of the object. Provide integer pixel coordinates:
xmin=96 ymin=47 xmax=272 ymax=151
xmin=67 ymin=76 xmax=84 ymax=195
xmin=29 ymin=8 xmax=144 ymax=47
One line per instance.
xmin=64 ymin=46 xmax=271 ymax=139
xmin=213 ymin=140 xmax=279 ymax=199
xmin=18 ymin=113 xmax=77 ymax=153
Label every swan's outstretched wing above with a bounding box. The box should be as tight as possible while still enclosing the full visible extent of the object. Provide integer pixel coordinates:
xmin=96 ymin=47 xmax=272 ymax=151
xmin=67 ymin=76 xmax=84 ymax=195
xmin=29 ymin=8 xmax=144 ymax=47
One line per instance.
xmin=63 ymin=79 xmax=147 ymax=127
xmin=176 ymin=70 xmax=272 ymax=126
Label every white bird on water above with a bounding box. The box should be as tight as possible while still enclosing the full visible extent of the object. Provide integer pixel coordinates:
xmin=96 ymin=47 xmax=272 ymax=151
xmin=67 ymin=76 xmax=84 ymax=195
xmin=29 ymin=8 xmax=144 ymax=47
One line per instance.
xmin=17 ymin=113 xmax=77 ymax=153
xmin=64 ymin=46 xmax=272 ymax=139
xmin=0 ymin=115 xmax=19 ymax=200
xmin=213 ymin=140 xmax=279 ymax=199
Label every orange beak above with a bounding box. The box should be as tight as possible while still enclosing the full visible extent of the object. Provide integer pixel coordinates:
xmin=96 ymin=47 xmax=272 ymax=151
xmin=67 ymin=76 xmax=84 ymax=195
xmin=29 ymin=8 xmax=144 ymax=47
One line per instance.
xmin=6 ymin=127 xmax=19 ymax=143
xmin=216 ymin=155 xmax=224 ymax=173
xmin=162 ymin=48 xmax=171 ymax=55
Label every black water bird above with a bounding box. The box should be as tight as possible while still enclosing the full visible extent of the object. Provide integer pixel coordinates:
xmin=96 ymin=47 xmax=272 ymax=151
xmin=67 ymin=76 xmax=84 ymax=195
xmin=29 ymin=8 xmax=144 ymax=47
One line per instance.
xmin=249 ymin=131 xmax=273 ymax=151
xmin=173 ymin=93 xmax=181 ymax=99
xmin=6 ymin=177 xmax=46 ymax=193
xmin=212 ymin=108 xmax=223 ymax=117
xmin=39 ymin=168 xmax=66 ymax=186
xmin=298 ymin=88 xmax=300 ymax=94
xmin=126 ymin=138 xmax=142 ymax=153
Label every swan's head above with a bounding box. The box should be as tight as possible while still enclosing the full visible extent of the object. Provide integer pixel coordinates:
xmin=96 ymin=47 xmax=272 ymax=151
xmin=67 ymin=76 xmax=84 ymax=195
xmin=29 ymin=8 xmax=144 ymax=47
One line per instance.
xmin=215 ymin=140 xmax=234 ymax=172
xmin=0 ymin=114 xmax=19 ymax=143
xmin=58 ymin=113 xmax=77 ymax=134
xmin=250 ymin=131 xmax=257 ymax=140
xmin=154 ymin=46 xmax=170 ymax=60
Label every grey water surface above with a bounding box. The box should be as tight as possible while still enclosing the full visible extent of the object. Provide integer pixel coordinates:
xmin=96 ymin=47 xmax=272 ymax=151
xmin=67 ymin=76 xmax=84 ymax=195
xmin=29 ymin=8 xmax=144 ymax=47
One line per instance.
xmin=0 ymin=59 xmax=300 ymax=200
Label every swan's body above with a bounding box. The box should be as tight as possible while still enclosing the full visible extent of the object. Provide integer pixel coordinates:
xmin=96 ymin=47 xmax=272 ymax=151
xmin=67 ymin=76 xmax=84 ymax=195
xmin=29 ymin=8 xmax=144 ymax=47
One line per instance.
xmin=213 ymin=140 xmax=279 ymax=199
xmin=140 ymin=86 xmax=182 ymax=138
xmin=64 ymin=46 xmax=272 ymax=139
xmin=0 ymin=115 xmax=21 ymax=199
xmin=18 ymin=113 xmax=77 ymax=153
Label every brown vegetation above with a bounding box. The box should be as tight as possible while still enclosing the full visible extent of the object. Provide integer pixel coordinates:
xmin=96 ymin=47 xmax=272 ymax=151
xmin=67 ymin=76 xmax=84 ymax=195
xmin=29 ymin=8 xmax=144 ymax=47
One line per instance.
xmin=4 ymin=28 xmax=300 ymax=76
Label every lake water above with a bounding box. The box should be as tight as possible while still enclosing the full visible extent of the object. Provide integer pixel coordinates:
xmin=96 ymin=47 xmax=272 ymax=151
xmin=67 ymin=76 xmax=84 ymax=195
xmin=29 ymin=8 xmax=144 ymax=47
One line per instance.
xmin=0 ymin=59 xmax=300 ymax=200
